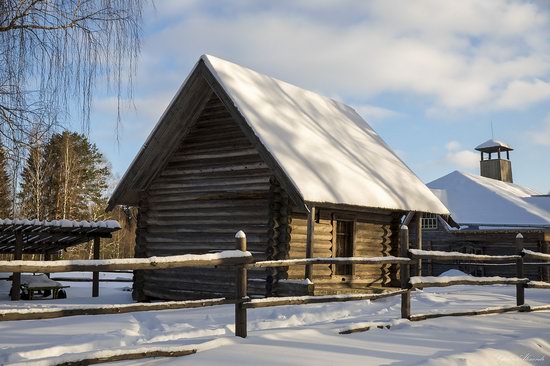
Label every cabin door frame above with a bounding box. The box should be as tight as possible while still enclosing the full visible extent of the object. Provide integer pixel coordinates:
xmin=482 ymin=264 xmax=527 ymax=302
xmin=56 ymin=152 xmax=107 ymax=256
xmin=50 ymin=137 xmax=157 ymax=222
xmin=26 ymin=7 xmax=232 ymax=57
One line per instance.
xmin=331 ymin=213 xmax=356 ymax=281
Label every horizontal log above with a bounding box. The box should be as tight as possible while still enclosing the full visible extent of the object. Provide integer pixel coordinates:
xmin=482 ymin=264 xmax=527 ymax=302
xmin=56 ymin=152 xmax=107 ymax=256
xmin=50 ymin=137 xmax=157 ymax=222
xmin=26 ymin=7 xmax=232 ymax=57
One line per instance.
xmin=522 ymin=249 xmax=550 ymax=262
xmin=0 ymin=298 xmax=233 ymax=322
xmin=50 ymin=277 xmax=133 ymax=283
xmin=243 ymin=289 xmax=407 ymax=308
xmin=150 ymin=176 xmax=270 ymax=191
xmin=147 ymin=191 xmax=269 ymax=204
xmin=291 ymin=233 xmax=333 ymax=242
xmin=409 ymin=249 xmax=520 ymax=262
xmin=0 ymin=251 xmax=253 ymax=273
xmin=290 ymin=225 xmax=333 ymax=235
xmin=409 ymin=276 xmax=529 ymax=289
xmin=410 ymin=305 xmax=531 ymax=321
xmin=339 ymin=323 xmax=392 ymax=334
xmin=252 ymin=256 xmax=411 ymax=268
xmin=159 ymin=162 xmax=270 ymax=176
xmin=54 ymin=346 xmax=197 ymax=366
xmin=146 ymin=225 xmax=268 ymax=235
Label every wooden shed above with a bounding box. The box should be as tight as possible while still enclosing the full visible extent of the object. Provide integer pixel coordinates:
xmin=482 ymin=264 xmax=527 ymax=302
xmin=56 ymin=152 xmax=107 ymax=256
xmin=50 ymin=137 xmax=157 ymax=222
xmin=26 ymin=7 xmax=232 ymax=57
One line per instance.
xmin=107 ymin=55 xmax=448 ymax=301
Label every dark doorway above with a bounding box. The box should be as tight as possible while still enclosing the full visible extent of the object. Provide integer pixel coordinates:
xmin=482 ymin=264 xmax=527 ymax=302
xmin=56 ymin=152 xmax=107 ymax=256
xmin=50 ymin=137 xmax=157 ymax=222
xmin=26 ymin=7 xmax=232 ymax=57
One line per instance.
xmin=335 ymin=220 xmax=354 ymax=275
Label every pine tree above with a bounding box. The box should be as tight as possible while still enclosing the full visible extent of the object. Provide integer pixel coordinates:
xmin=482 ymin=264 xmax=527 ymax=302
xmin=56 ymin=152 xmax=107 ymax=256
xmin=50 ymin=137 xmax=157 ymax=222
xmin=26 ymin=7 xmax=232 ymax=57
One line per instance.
xmin=42 ymin=132 xmax=110 ymax=220
xmin=0 ymin=145 xmax=12 ymax=217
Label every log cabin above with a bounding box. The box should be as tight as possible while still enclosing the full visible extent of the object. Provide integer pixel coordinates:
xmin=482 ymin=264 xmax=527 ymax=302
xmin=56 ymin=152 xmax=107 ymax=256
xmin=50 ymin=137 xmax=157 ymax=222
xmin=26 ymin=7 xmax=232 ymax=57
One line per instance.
xmin=107 ymin=55 xmax=449 ymax=301
xmin=419 ymin=140 xmax=550 ymax=280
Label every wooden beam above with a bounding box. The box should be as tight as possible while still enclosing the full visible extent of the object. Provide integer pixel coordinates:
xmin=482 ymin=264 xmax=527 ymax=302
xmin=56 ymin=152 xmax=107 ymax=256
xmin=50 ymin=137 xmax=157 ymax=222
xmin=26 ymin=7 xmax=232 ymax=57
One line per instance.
xmin=410 ymin=305 xmax=530 ymax=321
xmin=243 ymin=290 xmax=407 ymax=309
xmin=92 ymin=237 xmax=100 ymax=297
xmin=0 ymin=298 xmax=233 ymax=322
xmin=0 ymin=252 xmax=254 ymax=273
xmin=251 ymin=256 xmax=411 ymax=268
xmin=304 ymin=206 xmax=316 ymax=281
xmin=409 ymin=249 xmax=520 ymax=262
xmin=11 ymin=232 xmax=23 ymax=301
xmin=409 ymin=277 xmax=529 ymax=289
xmin=54 ymin=347 xmax=197 ymax=366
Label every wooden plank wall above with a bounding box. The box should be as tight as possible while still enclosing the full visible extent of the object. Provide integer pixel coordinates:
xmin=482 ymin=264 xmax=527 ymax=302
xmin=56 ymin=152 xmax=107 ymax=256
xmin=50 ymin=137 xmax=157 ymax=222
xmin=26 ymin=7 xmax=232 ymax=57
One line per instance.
xmin=135 ymin=93 xmax=273 ymax=300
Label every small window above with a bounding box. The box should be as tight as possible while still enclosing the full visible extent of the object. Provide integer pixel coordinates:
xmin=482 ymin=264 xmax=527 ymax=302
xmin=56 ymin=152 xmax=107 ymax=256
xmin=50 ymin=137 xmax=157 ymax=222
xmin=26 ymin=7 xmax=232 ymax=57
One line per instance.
xmin=335 ymin=221 xmax=354 ymax=275
xmin=421 ymin=213 xmax=438 ymax=230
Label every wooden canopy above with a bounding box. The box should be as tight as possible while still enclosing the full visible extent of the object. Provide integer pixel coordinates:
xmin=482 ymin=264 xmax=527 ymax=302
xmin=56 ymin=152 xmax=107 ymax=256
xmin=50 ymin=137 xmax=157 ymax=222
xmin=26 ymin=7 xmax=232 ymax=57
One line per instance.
xmin=0 ymin=219 xmax=120 ymax=254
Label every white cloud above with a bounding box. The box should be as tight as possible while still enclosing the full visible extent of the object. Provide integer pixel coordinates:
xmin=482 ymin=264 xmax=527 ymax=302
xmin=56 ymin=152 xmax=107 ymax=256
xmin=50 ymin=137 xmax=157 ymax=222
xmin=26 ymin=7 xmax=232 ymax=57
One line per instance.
xmin=496 ymin=79 xmax=550 ymax=109
xmin=445 ymin=141 xmax=461 ymax=151
xmin=444 ymin=141 xmax=479 ymax=169
xmin=353 ymin=104 xmax=400 ymax=122
xmin=526 ymin=114 xmax=550 ymax=146
xmin=135 ymin=0 xmax=550 ymax=112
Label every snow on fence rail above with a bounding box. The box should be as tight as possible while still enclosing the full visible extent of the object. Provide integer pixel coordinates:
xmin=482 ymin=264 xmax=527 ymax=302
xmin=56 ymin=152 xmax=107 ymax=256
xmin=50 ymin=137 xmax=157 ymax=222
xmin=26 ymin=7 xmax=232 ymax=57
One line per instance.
xmin=0 ymin=298 xmax=233 ymax=321
xmin=408 ymin=249 xmax=520 ymax=262
xmin=0 ymin=250 xmax=253 ymax=272
xmin=409 ymin=275 xmax=529 ymax=289
xmin=243 ymin=290 xmax=408 ymax=309
xmin=522 ymin=249 xmax=550 ymax=261
xmin=251 ymin=256 xmax=410 ymax=268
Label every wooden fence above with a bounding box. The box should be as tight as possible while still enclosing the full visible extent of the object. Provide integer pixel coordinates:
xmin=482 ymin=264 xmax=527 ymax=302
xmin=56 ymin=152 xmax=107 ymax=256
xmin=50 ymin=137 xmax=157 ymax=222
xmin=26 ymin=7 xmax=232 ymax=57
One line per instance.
xmin=1 ymin=228 xmax=549 ymax=336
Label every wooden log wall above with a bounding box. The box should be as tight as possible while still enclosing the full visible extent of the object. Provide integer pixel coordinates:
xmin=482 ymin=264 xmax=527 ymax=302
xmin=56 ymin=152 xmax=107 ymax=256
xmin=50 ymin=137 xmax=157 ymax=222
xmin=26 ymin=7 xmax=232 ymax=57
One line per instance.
xmin=354 ymin=219 xmax=400 ymax=286
xmin=281 ymin=208 xmax=401 ymax=294
xmin=423 ymin=228 xmax=549 ymax=280
xmin=136 ymin=93 xmax=273 ymax=300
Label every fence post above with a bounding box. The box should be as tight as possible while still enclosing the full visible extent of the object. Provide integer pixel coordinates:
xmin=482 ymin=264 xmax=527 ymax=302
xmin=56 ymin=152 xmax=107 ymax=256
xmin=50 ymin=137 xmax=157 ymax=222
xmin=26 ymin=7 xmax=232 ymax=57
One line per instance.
xmin=235 ymin=230 xmax=248 ymax=338
xmin=400 ymin=225 xmax=411 ymax=319
xmin=92 ymin=237 xmax=101 ymax=297
xmin=516 ymin=233 xmax=525 ymax=306
xmin=11 ymin=231 xmax=23 ymax=301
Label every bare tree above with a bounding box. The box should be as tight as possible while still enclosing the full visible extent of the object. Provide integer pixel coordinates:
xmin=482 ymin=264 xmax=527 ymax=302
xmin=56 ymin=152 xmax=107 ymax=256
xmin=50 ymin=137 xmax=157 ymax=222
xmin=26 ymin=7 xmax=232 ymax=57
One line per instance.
xmin=0 ymin=0 xmax=145 ymax=148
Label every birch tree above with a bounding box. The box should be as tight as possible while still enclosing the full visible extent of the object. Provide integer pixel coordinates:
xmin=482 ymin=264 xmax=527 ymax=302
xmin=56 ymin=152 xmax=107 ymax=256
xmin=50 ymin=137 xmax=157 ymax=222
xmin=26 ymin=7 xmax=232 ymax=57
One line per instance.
xmin=0 ymin=0 xmax=145 ymax=148
xmin=0 ymin=146 xmax=12 ymax=217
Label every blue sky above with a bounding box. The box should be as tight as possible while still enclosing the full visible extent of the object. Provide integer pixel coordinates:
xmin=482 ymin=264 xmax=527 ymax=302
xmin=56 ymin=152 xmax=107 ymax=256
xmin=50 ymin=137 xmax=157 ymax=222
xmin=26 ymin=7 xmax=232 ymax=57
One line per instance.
xmin=85 ymin=0 xmax=550 ymax=193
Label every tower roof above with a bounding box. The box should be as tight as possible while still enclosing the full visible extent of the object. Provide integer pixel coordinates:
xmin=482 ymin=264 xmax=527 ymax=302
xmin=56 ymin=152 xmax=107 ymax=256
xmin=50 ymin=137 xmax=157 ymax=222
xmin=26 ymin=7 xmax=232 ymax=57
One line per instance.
xmin=475 ymin=139 xmax=513 ymax=153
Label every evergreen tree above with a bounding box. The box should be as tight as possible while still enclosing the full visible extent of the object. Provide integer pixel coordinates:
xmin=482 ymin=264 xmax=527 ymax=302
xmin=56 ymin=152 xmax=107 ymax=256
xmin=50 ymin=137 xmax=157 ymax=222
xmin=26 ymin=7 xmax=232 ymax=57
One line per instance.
xmin=0 ymin=146 xmax=12 ymax=217
xmin=42 ymin=131 xmax=110 ymax=220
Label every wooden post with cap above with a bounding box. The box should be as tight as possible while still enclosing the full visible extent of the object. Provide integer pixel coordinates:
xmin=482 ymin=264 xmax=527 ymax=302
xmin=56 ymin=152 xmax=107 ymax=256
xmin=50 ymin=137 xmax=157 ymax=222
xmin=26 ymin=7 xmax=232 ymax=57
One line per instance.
xmin=235 ymin=230 xmax=248 ymax=338
xmin=516 ymin=233 xmax=525 ymax=306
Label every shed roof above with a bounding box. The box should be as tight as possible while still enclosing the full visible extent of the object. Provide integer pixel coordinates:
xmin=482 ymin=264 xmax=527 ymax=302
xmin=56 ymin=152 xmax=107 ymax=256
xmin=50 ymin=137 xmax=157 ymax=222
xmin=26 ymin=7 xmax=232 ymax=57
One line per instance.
xmin=0 ymin=219 xmax=120 ymax=254
xmin=428 ymin=171 xmax=550 ymax=228
xmin=108 ymin=55 xmax=449 ymax=215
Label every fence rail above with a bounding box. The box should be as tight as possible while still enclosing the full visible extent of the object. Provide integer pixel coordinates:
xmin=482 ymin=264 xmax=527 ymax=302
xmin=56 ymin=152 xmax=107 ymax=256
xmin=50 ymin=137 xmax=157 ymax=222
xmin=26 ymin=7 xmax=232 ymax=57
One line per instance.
xmin=0 ymin=228 xmax=548 ymax=340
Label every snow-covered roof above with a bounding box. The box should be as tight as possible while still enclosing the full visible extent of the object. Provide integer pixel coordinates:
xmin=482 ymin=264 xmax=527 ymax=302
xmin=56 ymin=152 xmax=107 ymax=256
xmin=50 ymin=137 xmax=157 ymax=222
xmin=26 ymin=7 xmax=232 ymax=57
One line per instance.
xmin=0 ymin=218 xmax=121 ymax=254
xmin=0 ymin=218 xmax=120 ymax=229
xmin=108 ymin=55 xmax=448 ymax=214
xmin=428 ymin=171 xmax=550 ymax=228
xmin=203 ymin=55 xmax=449 ymax=213
xmin=475 ymin=139 xmax=513 ymax=152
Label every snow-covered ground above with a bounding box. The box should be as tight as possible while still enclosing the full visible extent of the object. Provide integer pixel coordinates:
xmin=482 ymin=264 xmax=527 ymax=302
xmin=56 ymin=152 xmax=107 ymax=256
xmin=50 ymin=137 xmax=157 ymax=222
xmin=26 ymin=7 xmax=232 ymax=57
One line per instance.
xmin=0 ymin=273 xmax=548 ymax=365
